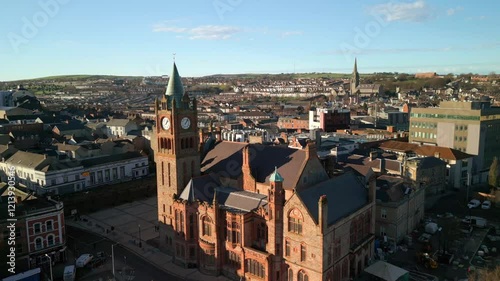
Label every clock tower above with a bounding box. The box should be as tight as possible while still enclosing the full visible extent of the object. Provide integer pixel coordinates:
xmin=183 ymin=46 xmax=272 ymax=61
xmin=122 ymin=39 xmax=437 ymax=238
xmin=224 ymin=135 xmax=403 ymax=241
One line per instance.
xmin=155 ymin=62 xmax=200 ymax=251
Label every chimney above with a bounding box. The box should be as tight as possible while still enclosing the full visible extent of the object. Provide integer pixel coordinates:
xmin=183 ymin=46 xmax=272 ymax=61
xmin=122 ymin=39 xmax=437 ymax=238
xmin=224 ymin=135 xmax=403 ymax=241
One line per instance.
xmin=281 ymin=132 xmax=288 ymax=144
xmin=369 ymin=151 xmax=377 ymax=161
xmin=318 ymin=195 xmax=328 ymax=234
xmin=305 ymin=141 xmax=317 ymax=159
xmin=434 ymin=152 xmax=440 ymax=158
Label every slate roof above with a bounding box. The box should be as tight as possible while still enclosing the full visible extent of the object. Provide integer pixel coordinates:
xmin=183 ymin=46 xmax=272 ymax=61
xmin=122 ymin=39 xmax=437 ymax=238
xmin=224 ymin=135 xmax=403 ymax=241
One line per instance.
xmin=216 ymin=187 xmax=268 ymax=212
xmin=178 ymin=175 xmax=268 ymax=213
xmin=80 ymin=151 xmax=144 ymax=168
xmin=201 ymin=142 xmax=308 ymax=190
xmin=4 ymin=150 xmax=81 ymax=172
xmin=297 ymin=172 xmax=368 ymax=225
xmin=379 ymin=140 xmax=473 ymax=160
xmin=106 ymin=119 xmax=131 ymax=127
xmin=0 ymin=144 xmax=18 ymax=160
xmin=376 ymin=175 xmax=406 ymax=203
xmin=409 ymin=156 xmax=446 ymax=169
xmin=53 ymin=121 xmax=86 ymax=131
xmin=179 ymin=175 xmax=221 ymax=203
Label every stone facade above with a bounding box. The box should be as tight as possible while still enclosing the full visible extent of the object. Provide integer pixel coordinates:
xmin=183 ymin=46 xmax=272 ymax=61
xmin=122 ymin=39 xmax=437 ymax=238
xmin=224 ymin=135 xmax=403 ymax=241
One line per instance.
xmin=155 ymin=63 xmax=376 ymax=281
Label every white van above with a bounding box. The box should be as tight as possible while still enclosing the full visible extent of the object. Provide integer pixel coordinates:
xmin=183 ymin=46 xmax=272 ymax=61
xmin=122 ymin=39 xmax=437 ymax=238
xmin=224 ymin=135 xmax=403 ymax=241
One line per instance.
xmin=76 ymin=254 xmax=93 ymax=268
xmin=63 ymin=265 xmax=76 ymax=281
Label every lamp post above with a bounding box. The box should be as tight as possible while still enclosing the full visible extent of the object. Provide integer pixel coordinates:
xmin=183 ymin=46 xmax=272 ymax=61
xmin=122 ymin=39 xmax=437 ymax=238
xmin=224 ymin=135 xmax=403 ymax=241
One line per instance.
xmin=45 ymin=254 xmax=53 ymax=281
xmin=138 ymin=224 xmax=142 ymax=248
xmin=111 ymin=243 xmax=118 ymax=278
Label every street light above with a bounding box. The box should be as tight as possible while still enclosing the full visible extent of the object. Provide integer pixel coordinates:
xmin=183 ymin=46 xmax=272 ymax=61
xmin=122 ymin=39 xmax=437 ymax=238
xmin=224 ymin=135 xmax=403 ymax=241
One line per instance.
xmin=138 ymin=224 xmax=142 ymax=248
xmin=45 ymin=254 xmax=53 ymax=281
xmin=112 ymin=243 xmax=119 ymax=278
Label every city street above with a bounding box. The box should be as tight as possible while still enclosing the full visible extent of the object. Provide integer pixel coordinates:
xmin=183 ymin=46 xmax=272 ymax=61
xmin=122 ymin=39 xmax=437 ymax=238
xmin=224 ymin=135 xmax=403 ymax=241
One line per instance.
xmin=66 ymin=226 xmax=183 ymax=281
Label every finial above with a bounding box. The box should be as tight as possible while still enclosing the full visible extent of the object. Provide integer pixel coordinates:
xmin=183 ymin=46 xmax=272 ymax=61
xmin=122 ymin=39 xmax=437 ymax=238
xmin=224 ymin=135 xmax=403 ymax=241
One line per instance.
xmin=173 ymin=53 xmax=176 ymax=63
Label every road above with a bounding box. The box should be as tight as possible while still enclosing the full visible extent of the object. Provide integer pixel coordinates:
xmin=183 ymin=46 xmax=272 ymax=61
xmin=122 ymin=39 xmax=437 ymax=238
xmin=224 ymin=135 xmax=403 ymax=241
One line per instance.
xmin=67 ymin=225 xmax=183 ymax=281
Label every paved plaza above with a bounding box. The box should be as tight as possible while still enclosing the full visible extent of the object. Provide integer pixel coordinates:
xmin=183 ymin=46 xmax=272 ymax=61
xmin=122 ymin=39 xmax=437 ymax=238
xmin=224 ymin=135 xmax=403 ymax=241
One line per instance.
xmin=67 ymin=196 xmax=231 ymax=281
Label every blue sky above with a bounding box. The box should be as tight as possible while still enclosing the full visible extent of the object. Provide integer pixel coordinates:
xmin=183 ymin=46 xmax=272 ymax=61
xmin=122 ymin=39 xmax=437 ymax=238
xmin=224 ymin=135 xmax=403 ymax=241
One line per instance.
xmin=1 ymin=0 xmax=499 ymax=81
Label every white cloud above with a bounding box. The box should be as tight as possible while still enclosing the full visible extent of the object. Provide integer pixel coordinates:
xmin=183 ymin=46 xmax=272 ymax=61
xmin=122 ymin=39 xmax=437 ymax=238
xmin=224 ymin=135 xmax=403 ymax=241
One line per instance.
xmin=447 ymin=6 xmax=463 ymax=16
xmin=368 ymin=0 xmax=432 ymax=22
xmin=153 ymin=23 xmax=241 ymax=40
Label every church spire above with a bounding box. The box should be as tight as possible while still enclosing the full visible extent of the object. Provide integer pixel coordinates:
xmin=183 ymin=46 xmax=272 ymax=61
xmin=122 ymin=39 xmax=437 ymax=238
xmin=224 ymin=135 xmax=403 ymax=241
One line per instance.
xmin=165 ymin=62 xmax=185 ymax=108
xmin=351 ymin=58 xmax=360 ymax=94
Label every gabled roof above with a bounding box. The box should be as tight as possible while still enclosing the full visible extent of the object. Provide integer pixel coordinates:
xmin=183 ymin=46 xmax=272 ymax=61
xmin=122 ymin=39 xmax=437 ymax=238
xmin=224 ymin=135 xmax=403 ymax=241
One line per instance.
xmin=201 ymin=142 xmax=308 ymax=190
xmin=179 ymin=174 xmax=221 ymax=203
xmin=297 ymin=172 xmax=368 ymax=225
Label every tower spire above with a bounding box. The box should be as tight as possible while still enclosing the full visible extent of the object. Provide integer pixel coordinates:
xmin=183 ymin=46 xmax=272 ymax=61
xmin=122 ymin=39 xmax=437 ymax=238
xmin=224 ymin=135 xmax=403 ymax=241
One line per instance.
xmin=165 ymin=62 xmax=184 ymax=108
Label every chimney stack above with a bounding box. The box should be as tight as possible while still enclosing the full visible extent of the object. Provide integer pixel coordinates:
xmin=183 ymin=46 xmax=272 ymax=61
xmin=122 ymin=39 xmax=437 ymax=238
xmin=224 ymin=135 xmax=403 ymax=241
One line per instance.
xmin=369 ymin=151 xmax=377 ymax=161
xmin=305 ymin=141 xmax=317 ymax=159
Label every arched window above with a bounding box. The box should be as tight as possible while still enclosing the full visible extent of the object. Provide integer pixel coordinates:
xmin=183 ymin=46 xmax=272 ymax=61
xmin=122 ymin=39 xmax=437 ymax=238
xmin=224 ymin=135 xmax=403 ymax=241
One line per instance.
xmin=300 ymin=244 xmax=306 ymax=261
xmin=298 ymin=270 xmax=308 ymax=281
xmin=47 ymin=234 xmax=55 ymax=246
xmin=288 ymin=268 xmax=293 ymax=281
xmin=181 ymin=139 xmax=185 ymax=149
xmin=202 ymin=216 xmax=212 ymax=236
xmin=288 ymin=209 xmax=303 ymax=234
xmin=35 ymin=237 xmax=43 ymax=250
xmin=190 ymin=137 xmax=194 ymax=148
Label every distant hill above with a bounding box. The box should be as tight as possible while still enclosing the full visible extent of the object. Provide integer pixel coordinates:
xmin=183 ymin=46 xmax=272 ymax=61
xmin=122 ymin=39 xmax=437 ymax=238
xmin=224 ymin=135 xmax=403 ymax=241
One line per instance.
xmin=5 ymin=72 xmax=380 ymax=83
xmin=4 ymin=74 xmax=144 ymax=83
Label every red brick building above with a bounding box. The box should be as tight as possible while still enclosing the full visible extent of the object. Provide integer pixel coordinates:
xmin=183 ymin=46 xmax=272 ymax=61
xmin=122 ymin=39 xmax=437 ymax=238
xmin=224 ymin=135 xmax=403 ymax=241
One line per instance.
xmin=155 ymin=64 xmax=375 ymax=281
xmin=277 ymin=117 xmax=309 ymax=131
xmin=0 ymin=185 xmax=66 ymax=277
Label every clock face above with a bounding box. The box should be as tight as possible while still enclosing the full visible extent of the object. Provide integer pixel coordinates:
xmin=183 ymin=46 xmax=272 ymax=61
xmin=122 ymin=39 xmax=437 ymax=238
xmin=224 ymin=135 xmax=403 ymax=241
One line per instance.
xmin=161 ymin=117 xmax=171 ymax=130
xmin=181 ymin=117 xmax=191 ymax=129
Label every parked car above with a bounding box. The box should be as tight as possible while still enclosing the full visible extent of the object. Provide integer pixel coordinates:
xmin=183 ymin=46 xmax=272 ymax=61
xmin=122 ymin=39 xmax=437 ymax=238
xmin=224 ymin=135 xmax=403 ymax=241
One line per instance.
xmin=467 ymin=199 xmax=481 ymax=208
xmin=481 ymin=200 xmax=491 ymax=209
xmin=76 ymin=254 xmax=93 ymax=268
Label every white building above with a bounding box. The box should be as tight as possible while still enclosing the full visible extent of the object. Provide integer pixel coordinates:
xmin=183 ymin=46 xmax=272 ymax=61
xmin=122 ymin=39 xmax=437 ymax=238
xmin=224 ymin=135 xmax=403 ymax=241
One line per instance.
xmin=105 ymin=119 xmax=139 ymax=137
xmin=0 ymin=146 xmax=148 ymax=195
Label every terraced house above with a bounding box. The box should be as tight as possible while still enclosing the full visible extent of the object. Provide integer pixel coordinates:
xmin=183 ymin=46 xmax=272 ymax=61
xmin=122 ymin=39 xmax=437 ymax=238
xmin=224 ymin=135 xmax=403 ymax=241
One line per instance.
xmin=156 ymin=63 xmax=376 ymax=281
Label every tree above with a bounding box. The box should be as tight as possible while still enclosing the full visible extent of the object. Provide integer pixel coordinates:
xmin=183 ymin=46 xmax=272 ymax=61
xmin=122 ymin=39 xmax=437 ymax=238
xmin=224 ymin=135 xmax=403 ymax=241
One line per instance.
xmin=489 ymin=156 xmax=499 ymax=188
